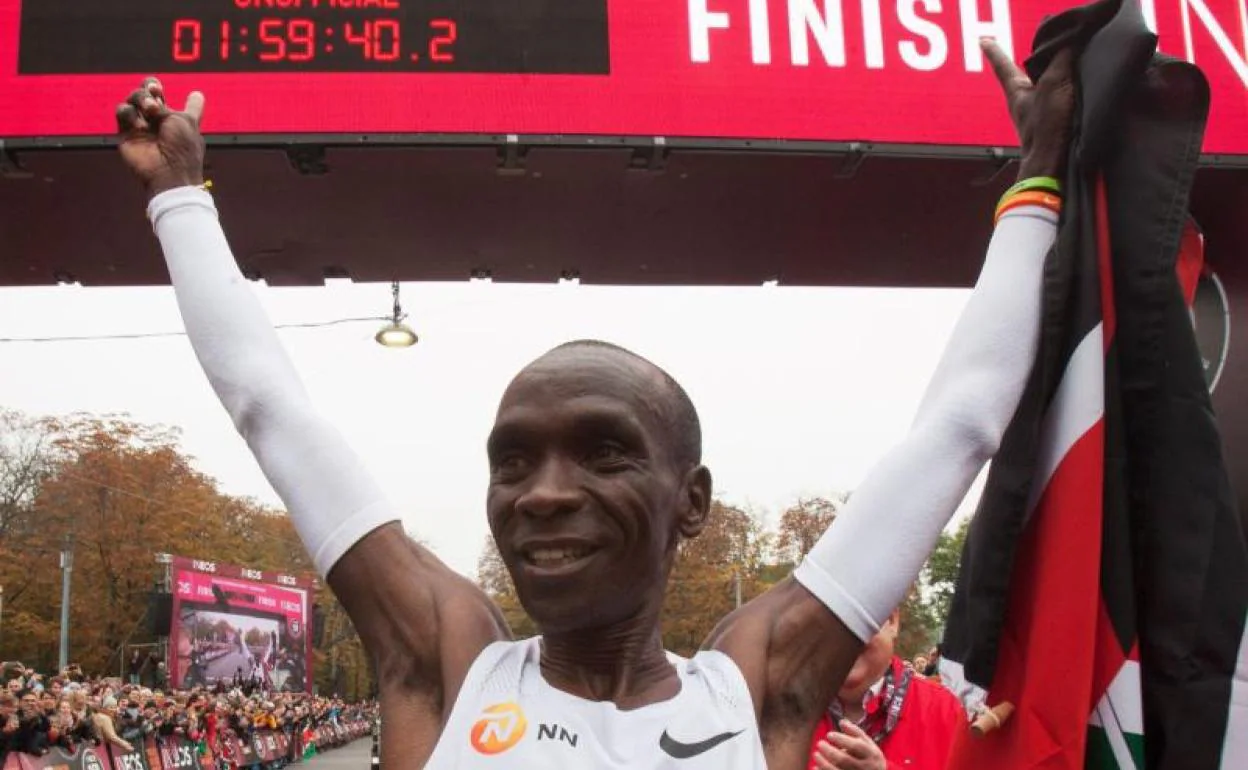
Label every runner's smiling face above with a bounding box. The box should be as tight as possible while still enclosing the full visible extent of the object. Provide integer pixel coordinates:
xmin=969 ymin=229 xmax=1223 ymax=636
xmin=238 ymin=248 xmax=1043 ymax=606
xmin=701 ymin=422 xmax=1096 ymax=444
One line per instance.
xmin=487 ymin=346 xmax=711 ymax=634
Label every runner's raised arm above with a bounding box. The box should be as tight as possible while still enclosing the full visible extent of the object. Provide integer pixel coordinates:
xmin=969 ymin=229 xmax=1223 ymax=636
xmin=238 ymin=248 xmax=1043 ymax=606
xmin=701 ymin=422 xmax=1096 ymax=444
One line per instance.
xmin=708 ymin=42 xmax=1075 ymax=766
xmin=115 ymin=79 xmax=507 ymax=765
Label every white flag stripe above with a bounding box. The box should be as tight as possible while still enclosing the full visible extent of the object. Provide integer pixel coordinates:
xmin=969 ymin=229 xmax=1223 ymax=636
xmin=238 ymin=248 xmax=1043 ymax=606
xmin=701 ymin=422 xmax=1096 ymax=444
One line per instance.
xmin=1025 ymin=323 xmax=1105 ymax=517
xmin=1092 ymin=702 xmax=1140 ymax=770
xmin=1220 ymin=624 xmax=1248 ymax=768
xmin=941 ymin=323 xmax=1106 ymax=717
xmin=938 ymin=657 xmax=987 ymax=717
xmin=1101 ymin=660 xmax=1144 ymax=735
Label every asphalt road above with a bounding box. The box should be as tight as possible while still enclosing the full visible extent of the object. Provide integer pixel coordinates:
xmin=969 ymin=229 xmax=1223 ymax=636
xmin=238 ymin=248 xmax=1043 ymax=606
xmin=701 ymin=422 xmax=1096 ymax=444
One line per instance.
xmin=203 ymin=650 xmax=255 ymax=681
xmin=303 ymin=739 xmax=373 ymax=768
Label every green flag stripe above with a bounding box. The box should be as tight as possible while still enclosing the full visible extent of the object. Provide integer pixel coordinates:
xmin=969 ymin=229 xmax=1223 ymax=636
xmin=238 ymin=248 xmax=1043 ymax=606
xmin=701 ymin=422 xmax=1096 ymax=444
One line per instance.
xmin=1087 ymin=726 xmax=1145 ymax=770
xmin=1087 ymin=727 xmax=1122 ymax=770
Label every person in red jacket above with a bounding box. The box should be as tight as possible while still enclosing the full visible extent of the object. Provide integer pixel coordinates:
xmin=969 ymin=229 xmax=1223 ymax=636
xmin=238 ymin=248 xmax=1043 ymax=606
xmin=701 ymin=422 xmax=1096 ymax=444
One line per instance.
xmin=809 ymin=610 xmax=966 ymax=770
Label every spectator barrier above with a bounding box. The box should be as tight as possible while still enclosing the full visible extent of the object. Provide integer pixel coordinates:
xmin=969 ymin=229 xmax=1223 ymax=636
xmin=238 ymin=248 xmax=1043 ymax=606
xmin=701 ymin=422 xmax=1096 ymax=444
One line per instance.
xmin=2 ymin=720 xmax=370 ymax=770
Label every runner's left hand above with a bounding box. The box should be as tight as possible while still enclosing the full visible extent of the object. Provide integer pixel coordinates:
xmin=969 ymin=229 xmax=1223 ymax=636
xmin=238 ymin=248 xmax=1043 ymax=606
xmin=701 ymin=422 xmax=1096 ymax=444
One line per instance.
xmin=982 ymin=38 xmax=1075 ymax=181
xmin=812 ymin=721 xmax=887 ymax=770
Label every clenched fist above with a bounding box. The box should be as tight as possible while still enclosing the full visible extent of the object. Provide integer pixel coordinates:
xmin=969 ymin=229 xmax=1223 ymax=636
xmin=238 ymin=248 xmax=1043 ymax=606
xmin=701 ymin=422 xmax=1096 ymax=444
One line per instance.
xmin=115 ymin=77 xmax=207 ymax=198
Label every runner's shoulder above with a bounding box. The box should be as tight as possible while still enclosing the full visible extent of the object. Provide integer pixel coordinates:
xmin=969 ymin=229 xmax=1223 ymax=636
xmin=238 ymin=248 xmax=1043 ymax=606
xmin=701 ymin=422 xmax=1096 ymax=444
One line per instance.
xmin=376 ymin=569 xmax=509 ymax=703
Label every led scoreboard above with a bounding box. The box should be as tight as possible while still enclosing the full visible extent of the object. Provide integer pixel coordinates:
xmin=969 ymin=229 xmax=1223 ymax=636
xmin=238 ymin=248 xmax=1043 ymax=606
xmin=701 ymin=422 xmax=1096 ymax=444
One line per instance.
xmin=0 ymin=0 xmax=1245 ymax=153
xmin=18 ymin=0 xmax=608 ymax=74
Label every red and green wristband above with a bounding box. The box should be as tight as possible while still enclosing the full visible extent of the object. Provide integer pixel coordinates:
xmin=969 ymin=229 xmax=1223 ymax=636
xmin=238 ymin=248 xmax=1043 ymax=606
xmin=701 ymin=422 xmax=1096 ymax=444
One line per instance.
xmin=995 ymin=176 xmax=1063 ymax=224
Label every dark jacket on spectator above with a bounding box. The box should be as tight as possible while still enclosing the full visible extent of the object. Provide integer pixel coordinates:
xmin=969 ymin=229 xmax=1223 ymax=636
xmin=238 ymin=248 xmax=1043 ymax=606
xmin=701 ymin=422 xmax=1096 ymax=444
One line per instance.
xmin=14 ymin=712 xmax=51 ymax=755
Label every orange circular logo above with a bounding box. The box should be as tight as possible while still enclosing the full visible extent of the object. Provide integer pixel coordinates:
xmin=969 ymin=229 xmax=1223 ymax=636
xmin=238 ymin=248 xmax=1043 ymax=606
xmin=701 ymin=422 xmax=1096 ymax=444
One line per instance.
xmin=470 ymin=702 xmax=527 ymax=755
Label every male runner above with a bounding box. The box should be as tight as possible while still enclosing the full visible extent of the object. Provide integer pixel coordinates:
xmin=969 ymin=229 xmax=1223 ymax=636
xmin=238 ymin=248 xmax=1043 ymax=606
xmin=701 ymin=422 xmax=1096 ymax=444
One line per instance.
xmin=112 ymin=39 xmax=1072 ymax=768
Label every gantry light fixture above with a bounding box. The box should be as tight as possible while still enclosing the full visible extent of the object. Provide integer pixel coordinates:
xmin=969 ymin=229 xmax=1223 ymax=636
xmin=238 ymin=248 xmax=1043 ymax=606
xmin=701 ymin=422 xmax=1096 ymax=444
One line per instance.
xmin=374 ymin=281 xmax=418 ymax=348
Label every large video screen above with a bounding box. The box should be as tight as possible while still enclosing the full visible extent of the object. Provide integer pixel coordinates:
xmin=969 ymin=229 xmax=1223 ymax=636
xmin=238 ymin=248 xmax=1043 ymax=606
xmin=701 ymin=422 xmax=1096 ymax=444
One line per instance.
xmin=0 ymin=0 xmax=1243 ymax=153
xmin=169 ymin=557 xmax=313 ymax=694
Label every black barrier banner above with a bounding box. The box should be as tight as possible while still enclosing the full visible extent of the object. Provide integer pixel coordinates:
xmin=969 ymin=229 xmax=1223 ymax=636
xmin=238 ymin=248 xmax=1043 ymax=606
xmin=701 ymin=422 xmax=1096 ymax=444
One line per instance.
xmin=2 ymin=722 xmax=369 ymax=770
xmin=154 ymin=739 xmax=198 ymax=770
xmin=2 ymin=744 xmax=110 ymax=770
xmin=233 ymin=736 xmax=257 ymax=768
xmin=267 ymin=734 xmax=280 ymax=761
xmin=107 ymin=744 xmax=148 ymax=770
xmin=251 ymin=734 xmax=273 ymax=764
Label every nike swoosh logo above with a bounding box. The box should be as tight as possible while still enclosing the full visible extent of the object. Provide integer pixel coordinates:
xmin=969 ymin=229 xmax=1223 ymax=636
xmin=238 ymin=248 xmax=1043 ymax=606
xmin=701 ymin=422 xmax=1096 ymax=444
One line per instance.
xmin=658 ymin=729 xmax=744 ymax=759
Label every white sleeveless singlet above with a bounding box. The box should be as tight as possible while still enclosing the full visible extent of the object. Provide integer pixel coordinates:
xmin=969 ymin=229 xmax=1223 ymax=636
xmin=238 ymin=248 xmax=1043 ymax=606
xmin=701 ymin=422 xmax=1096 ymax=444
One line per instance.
xmin=423 ymin=637 xmax=767 ymax=769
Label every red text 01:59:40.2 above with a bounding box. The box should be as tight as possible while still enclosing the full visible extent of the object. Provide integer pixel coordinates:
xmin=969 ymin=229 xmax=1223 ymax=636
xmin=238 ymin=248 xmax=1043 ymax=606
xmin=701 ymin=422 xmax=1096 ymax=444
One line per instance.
xmin=172 ymin=17 xmax=458 ymax=68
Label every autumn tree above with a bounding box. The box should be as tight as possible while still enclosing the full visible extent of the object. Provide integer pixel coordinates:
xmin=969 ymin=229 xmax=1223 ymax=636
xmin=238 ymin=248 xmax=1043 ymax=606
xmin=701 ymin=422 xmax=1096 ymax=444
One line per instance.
xmin=660 ymin=501 xmax=766 ymax=656
xmin=896 ymin=587 xmax=938 ymax=661
xmin=891 ymin=522 xmax=971 ymax=660
xmin=476 ymin=536 xmax=537 ymax=638
xmin=773 ymin=496 xmax=844 ymax=567
xmin=0 ymin=410 xmax=56 ymax=542
xmin=314 ymin=590 xmax=374 ymax=701
xmin=767 ymin=491 xmax=966 ymax=661
xmin=922 ymin=518 xmax=970 ymax=628
xmin=0 ymin=411 xmax=61 ymax=663
xmin=0 ymin=410 xmax=341 ymax=686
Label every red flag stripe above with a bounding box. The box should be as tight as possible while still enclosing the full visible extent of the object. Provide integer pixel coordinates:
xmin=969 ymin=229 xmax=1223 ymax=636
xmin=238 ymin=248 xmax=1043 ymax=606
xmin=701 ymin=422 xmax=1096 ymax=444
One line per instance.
xmin=947 ymin=417 xmax=1106 ymax=769
xmin=1090 ymin=173 xmax=1132 ymax=716
xmin=1175 ymin=219 xmax=1205 ymax=308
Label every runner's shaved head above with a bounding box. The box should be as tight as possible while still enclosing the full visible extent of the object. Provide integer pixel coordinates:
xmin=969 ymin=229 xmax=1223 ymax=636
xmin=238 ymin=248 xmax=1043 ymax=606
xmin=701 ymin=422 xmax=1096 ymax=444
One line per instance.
xmin=535 ymin=339 xmax=702 ymax=470
xmin=490 ymin=338 xmax=713 ymax=632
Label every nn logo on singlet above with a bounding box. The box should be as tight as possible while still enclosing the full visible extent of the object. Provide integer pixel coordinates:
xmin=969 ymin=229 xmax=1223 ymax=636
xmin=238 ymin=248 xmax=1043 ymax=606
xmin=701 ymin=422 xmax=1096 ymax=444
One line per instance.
xmin=470 ymin=702 xmax=528 ymax=755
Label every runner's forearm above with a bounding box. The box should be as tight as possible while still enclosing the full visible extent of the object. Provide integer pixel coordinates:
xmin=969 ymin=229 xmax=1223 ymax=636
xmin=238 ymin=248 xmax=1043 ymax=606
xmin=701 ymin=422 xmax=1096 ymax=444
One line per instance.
xmin=149 ymin=186 xmax=400 ymax=576
xmin=795 ymin=205 xmax=1059 ymax=641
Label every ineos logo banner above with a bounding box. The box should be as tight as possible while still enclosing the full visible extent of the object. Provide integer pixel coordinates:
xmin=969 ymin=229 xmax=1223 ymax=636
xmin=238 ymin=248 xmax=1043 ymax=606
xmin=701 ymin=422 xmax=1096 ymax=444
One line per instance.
xmin=1192 ymin=271 xmax=1230 ymax=395
xmin=160 ymin=740 xmax=199 ymax=770
xmin=1177 ymin=220 xmax=1230 ymax=396
xmin=80 ymin=749 xmax=106 ymax=770
xmin=236 ymin=737 xmax=257 ymax=762
xmin=113 ymin=750 xmax=147 ymax=770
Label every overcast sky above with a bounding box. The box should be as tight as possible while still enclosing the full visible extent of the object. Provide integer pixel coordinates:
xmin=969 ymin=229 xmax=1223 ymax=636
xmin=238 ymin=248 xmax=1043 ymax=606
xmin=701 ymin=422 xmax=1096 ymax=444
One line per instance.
xmin=0 ymin=279 xmax=985 ymax=577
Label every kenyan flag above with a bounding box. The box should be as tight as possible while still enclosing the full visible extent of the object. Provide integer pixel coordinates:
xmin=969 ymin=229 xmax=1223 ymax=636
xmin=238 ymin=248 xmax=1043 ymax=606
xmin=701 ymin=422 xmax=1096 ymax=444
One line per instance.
xmin=938 ymin=1 xmax=1248 ymax=768
xmin=1084 ymin=220 xmax=1215 ymax=770
xmin=1086 ymin=648 xmax=1142 ymax=769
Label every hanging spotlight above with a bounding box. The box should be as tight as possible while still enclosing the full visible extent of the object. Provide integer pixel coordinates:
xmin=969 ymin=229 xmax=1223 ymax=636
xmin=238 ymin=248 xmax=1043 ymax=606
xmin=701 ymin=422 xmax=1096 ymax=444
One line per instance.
xmin=374 ymin=281 xmax=418 ymax=348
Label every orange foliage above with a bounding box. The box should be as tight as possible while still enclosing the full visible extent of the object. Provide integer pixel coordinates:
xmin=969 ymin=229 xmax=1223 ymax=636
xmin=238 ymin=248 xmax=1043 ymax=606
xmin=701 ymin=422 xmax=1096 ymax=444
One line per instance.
xmin=0 ymin=410 xmax=369 ymax=697
xmin=774 ymin=496 xmax=844 ymax=566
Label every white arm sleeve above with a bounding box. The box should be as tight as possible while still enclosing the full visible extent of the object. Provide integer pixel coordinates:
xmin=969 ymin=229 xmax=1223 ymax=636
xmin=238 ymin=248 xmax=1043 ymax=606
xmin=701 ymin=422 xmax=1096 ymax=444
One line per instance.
xmin=148 ymin=186 xmax=400 ymax=578
xmin=794 ymin=205 xmax=1059 ymax=642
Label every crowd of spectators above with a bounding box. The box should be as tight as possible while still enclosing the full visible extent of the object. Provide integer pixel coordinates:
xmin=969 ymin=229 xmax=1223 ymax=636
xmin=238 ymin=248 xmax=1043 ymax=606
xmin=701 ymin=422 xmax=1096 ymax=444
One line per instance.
xmin=0 ymin=661 xmax=376 ymax=766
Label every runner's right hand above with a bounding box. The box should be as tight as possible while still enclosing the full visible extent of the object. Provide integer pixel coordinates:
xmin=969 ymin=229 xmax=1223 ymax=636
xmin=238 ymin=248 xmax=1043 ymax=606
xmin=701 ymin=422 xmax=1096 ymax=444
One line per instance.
xmin=115 ymin=78 xmax=207 ymax=198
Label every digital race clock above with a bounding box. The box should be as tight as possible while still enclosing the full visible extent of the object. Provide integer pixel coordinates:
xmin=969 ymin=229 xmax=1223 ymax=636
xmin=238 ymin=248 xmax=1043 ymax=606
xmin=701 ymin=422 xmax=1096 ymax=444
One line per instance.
xmin=18 ymin=0 xmax=610 ymax=74
xmin=1 ymin=0 xmax=1243 ymax=152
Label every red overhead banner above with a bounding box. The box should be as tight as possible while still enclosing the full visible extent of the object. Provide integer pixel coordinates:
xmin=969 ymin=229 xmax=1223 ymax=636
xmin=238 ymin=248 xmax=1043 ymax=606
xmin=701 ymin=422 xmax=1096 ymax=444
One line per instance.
xmin=0 ymin=0 xmax=1244 ymax=153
